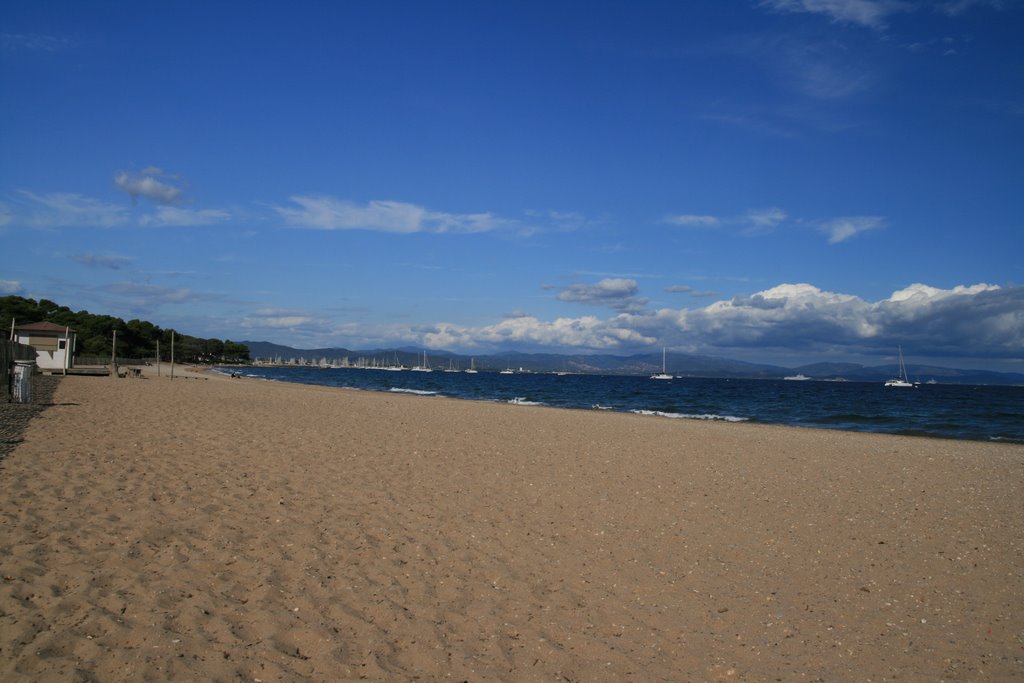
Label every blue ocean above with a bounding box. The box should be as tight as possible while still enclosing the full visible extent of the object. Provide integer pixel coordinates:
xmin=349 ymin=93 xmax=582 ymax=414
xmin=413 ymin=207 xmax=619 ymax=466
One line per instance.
xmin=221 ymin=366 xmax=1024 ymax=444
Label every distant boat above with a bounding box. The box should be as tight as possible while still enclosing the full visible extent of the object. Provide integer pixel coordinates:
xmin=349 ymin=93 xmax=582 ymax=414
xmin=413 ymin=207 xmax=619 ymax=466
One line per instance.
xmin=443 ymin=359 xmax=459 ymax=373
xmin=411 ymin=350 xmax=433 ymax=372
xmin=884 ymin=346 xmax=914 ymax=388
xmin=464 ymin=358 xmax=478 ymax=374
xmin=499 ymin=362 xmax=515 ymax=375
xmin=651 ymin=347 xmax=672 ymax=380
xmin=784 ymin=374 xmax=812 ymax=381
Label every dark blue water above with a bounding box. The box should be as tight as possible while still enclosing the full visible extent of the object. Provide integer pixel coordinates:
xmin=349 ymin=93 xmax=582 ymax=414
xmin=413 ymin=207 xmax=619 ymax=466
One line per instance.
xmin=220 ymin=367 xmax=1024 ymax=444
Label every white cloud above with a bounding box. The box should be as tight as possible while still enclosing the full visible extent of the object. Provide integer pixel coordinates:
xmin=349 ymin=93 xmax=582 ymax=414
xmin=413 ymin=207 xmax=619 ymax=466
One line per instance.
xmin=792 ymin=56 xmax=873 ymax=99
xmin=251 ymin=315 xmax=315 ymax=329
xmin=938 ymin=0 xmax=1007 ymax=16
xmin=557 ymin=278 xmax=649 ymax=312
xmin=0 ymin=279 xmax=23 ymax=294
xmin=886 ymin=282 xmax=995 ymax=303
xmin=72 ymin=253 xmax=133 ymax=269
xmin=659 ymin=282 xmax=1021 ymax=357
xmin=104 ymin=282 xmax=204 ymax=305
xmin=1 ymin=33 xmax=71 ymax=51
xmin=17 ymin=191 xmax=129 ymax=229
xmin=661 ymin=214 xmax=721 ymax=228
xmin=760 ymin=0 xmax=1007 ymax=28
xmin=759 ymin=0 xmax=904 ymax=28
xmin=743 ymin=207 xmax=788 ymax=233
xmin=0 ymin=202 xmax=13 ymax=226
xmin=236 ymin=309 xmax=335 ymax=339
xmin=139 ymin=206 xmax=231 ymax=227
xmin=541 ymin=210 xmax=588 ymax=231
xmin=276 ymin=196 xmax=511 ymax=234
xmin=253 ymin=282 xmax=1019 ymax=365
xmin=423 ymin=282 xmax=1020 ymax=359
xmin=666 ymin=285 xmax=718 ymax=298
xmin=661 ymin=206 xmax=884 ymax=244
xmin=821 ymin=215 xmax=884 ymax=243
xmin=114 ymin=169 xmax=184 ymax=205
xmin=461 ymin=315 xmax=655 ymax=350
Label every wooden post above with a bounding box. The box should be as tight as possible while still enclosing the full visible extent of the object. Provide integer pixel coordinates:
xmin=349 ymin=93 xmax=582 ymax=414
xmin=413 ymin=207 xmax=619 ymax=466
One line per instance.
xmin=63 ymin=326 xmax=69 ymax=376
xmin=156 ymin=340 xmax=161 ymax=377
xmin=170 ymin=331 xmax=175 ymax=380
xmin=112 ymin=329 xmax=117 ymax=377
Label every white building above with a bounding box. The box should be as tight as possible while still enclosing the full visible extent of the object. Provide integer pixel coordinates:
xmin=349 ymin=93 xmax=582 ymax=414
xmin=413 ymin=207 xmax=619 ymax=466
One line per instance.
xmin=13 ymin=321 xmax=77 ymax=372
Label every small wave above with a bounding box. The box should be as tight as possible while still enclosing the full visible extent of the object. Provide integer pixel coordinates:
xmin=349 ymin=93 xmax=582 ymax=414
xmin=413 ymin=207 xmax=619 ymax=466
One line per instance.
xmin=389 ymin=388 xmax=438 ymax=396
xmin=631 ymin=409 xmax=748 ymax=422
xmin=591 ymin=404 xmax=614 ymax=410
xmin=989 ymin=435 xmax=1024 ymax=444
xmin=813 ymin=413 xmax=900 ymax=426
xmin=509 ymin=397 xmax=544 ymax=406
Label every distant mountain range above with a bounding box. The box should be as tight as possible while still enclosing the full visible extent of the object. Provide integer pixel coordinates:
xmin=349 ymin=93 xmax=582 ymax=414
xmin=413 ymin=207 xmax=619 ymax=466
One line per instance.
xmin=240 ymin=341 xmax=1024 ymax=385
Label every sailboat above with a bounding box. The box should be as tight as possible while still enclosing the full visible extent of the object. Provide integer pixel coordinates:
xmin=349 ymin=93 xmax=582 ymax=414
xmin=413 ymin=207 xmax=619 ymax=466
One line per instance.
xmin=411 ymin=350 xmax=433 ymax=372
xmin=651 ymin=347 xmax=672 ymax=380
xmin=884 ymin=346 xmax=914 ymax=388
xmin=464 ymin=358 xmax=478 ymax=374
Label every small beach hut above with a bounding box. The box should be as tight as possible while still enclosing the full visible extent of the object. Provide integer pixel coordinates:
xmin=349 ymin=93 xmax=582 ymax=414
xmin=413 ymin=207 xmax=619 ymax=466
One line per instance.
xmin=13 ymin=322 xmax=76 ymax=373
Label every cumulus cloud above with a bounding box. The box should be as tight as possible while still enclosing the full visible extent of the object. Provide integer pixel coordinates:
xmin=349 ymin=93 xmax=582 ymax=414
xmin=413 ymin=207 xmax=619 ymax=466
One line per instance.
xmin=139 ymin=206 xmax=231 ymax=227
xmin=72 ymin=253 xmax=133 ymax=269
xmin=557 ymin=278 xmax=649 ymax=312
xmin=0 ymin=279 xmax=23 ymax=295
xmin=114 ymin=169 xmax=184 ymax=205
xmin=275 ymin=196 xmax=511 ymax=234
xmin=259 ymin=281 xmax=1019 ymax=367
xmin=423 ymin=315 xmax=655 ymax=351
xmin=821 ymin=215 xmax=884 ymax=243
xmin=403 ymin=282 xmax=1022 ymax=361
xmin=17 ymin=191 xmax=129 ymax=229
xmin=659 ymin=282 xmax=1022 ymax=358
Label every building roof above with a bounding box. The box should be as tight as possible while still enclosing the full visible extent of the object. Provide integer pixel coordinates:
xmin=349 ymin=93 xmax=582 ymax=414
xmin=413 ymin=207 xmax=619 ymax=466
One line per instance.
xmin=14 ymin=321 xmax=76 ymax=334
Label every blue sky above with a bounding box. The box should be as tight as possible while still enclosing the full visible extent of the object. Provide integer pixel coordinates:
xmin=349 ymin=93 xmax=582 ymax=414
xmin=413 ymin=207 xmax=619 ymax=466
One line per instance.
xmin=2 ymin=0 xmax=1022 ymax=370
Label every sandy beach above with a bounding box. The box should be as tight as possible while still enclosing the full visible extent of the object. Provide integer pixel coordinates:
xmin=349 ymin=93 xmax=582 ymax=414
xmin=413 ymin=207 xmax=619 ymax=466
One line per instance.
xmin=2 ymin=368 xmax=1021 ymax=682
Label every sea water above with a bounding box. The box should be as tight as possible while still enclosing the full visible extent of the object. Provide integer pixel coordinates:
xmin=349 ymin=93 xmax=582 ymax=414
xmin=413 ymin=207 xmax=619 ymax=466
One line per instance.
xmin=221 ymin=366 xmax=1024 ymax=444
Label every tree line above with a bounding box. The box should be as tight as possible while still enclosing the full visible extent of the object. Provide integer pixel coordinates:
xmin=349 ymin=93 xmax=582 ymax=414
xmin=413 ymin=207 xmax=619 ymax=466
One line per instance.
xmin=1 ymin=296 xmax=250 ymax=364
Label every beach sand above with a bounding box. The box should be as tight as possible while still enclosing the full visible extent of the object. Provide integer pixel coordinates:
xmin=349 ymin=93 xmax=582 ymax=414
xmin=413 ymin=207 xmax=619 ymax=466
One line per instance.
xmin=2 ymin=369 xmax=1021 ymax=681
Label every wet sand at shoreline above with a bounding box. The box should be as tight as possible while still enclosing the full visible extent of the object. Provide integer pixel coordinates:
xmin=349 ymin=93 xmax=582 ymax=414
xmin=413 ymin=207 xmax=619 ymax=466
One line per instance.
xmin=2 ymin=369 xmax=1021 ymax=681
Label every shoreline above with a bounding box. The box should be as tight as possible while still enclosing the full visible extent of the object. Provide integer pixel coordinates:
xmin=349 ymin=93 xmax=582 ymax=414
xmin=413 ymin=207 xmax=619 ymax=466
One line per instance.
xmin=2 ymin=371 xmax=1022 ymax=681
xmin=210 ymin=363 xmax=1024 ymax=445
